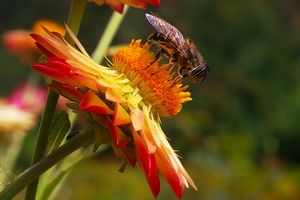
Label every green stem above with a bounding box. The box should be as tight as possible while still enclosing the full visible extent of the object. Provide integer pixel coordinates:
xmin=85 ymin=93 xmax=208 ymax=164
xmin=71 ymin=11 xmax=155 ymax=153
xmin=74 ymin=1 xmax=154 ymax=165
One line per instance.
xmin=64 ymin=0 xmax=87 ymax=44
xmin=91 ymin=6 xmax=129 ymax=63
xmin=25 ymin=0 xmax=87 ymax=199
xmin=24 ymin=89 xmax=58 ymax=200
xmin=0 ymin=130 xmax=94 ymax=200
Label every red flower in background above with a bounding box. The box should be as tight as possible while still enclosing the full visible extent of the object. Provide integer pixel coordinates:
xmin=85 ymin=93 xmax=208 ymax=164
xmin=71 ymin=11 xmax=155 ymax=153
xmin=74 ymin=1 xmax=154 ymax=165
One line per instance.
xmin=2 ymin=19 xmax=65 ymax=64
xmin=90 ymin=0 xmax=160 ymax=13
xmin=0 ymin=83 xmax=46 ymax=135
xmin=7 ymin=83 xmax=46 ymax=114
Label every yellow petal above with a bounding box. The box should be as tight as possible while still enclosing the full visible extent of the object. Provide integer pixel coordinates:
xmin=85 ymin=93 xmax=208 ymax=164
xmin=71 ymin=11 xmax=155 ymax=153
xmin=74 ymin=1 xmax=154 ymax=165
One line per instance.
xmin=105 ymin=88 xmax=125 ymax=103
xmin=131 ymin=107 xmax=144 ymax=131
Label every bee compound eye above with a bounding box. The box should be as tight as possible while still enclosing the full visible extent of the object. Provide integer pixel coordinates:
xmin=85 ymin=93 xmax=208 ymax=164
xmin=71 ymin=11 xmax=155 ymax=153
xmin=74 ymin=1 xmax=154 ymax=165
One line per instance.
xmin=202 ymin=62 xmax=209 ymax=72
xmin=190 ymin=64 xmax=209 ymax=82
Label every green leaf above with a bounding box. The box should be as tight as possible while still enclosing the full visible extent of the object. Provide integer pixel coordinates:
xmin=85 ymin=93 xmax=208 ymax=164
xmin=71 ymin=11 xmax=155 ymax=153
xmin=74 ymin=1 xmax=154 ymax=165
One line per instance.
xmin=47 ymin=112 xmax=71 ymax=153
xmin=92 ymin=125 xmax=109 ymax=153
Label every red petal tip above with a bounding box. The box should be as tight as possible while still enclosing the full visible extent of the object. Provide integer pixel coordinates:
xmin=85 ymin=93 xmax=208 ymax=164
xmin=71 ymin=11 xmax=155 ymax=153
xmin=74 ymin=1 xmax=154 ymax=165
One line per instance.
xmin=149 ymin=0 xmax=160 ymax=6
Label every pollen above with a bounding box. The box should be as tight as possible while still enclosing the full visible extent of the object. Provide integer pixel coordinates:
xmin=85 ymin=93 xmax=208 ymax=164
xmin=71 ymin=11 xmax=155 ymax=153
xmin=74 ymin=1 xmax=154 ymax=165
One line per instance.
xmin=112 ymin=39 xmax=192 ymax=117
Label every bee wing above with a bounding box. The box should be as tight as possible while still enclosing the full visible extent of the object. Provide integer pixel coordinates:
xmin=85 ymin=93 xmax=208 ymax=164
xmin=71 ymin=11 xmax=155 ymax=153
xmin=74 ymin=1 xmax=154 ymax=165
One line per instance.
xmin=145 ymin=13 xmax=188 ymax=56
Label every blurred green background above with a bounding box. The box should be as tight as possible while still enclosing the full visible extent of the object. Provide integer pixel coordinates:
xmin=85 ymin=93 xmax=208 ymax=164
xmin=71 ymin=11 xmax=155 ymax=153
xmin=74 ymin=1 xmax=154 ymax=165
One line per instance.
xmin=1 ymin=0 xmax=300 ymax=199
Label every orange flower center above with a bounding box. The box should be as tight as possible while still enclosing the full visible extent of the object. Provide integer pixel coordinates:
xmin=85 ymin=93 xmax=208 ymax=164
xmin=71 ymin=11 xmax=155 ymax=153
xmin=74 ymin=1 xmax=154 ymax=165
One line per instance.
xmin=112 ymin=40 xmax=191 ymax=117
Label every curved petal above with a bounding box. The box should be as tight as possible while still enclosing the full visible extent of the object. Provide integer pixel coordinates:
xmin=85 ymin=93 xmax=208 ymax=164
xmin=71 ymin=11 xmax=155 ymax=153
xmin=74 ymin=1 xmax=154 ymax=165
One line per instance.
xmin=80 ymin=90 xmax=113 ymax=114
xmin=48 ymin=84 xmax=83 ymax=101
xmin=155 ymin=148 xmax=184 ymax=198
xmin=131 ymin=107 xmax=144 ymax=131
xmin=113 ymin=103 xmax=131 ymax=126
xmin=132 ymin=129 xmax=160 ymax=197
xmin=106 ymin=117 xmax=129 ymax=147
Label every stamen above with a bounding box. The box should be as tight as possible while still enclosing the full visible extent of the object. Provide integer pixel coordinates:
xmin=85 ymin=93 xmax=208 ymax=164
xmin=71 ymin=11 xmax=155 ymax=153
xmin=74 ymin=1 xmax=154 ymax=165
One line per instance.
xmin=112 ymin=40 xmax=191 ymax=117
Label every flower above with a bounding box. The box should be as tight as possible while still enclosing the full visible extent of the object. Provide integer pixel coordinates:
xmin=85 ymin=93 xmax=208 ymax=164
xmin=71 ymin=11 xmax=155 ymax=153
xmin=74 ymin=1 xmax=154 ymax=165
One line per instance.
xmin=7 ymin=83 xmax=46 ymax=114
xmin=30 ymin=27 xmax=196 ymax=198
xmin=0 ymin=83 xmax=46 ymax=136
xmin=89 ymin=0 xmax=160 ymax=13
xmin=0 ymin=102 xmax=35 ymax=135
xmin=2 ymin=19 xmax=65 ymax=64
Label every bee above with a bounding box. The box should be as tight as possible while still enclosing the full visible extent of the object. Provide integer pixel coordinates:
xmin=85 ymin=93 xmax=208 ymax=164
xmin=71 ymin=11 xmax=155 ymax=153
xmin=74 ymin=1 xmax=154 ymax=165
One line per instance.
xmin=145 ymin=13 xmax=209 ymax=83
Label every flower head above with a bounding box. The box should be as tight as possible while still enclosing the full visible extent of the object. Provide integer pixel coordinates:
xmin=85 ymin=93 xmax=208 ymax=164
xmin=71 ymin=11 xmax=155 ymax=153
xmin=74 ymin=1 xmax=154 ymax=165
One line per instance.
xmin=2 ymin=19 xmax=64 ymax=64
xmin=89 ymin=0 xmax=160 ymax=13
xmin=0 ymin=102 xmax=35 ymax=136
xmin=31 ymin=27 xmax=196 ymax=198
xmin=7 ymin=83 xmax=46 ymax=114
xmin=0 ymin=83 xmax=46 ymax=137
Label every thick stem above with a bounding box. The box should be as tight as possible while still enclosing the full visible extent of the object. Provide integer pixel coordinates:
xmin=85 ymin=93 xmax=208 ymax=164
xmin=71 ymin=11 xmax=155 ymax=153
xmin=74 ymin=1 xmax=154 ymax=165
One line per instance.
xmin=91 ymin=6 xmax=129 ymax=63
xmin=0 ymin=130 xmax=94 ymax=200
xmin=24 ymin=89 xmax=58 ymax=200
xmin=25 ymin=0 xmax=87 ymax=199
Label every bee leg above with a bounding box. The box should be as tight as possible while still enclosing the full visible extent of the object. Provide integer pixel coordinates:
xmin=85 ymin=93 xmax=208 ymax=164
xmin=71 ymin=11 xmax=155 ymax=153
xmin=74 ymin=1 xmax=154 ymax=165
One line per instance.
xmin=173 ymin=67 xmax=188 ymax=83
xmin=171 ymin=67 xmax=184 ymax=84
xmin=177 ymin=66 xmax=184 ymax=78
xmin=155 ymin=48 xmax=164 ymax=60
xmin=146 ymin=48 xmax=167 ymax=69
xmin=172 ymin=75 xmax=185 ymax=87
